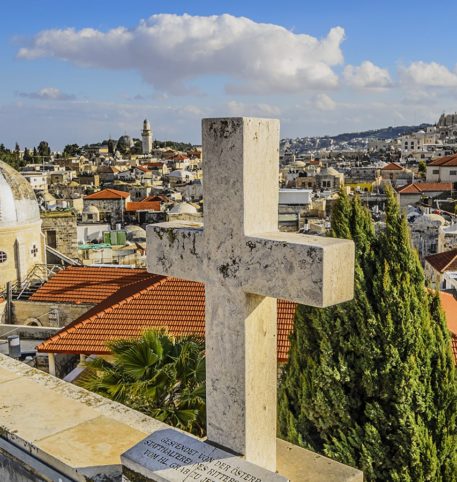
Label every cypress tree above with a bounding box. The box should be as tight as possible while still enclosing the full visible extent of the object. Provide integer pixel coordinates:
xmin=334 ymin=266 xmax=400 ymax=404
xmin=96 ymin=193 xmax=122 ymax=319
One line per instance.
xmin=278 ymin=189 xmax=457 ymax=481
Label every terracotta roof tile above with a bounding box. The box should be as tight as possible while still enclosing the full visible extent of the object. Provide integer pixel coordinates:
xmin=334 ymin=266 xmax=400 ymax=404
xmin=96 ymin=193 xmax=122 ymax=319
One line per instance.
xmin=429 ymin=154 xmax=457 ymax=166
xmin=439 ymin=291 xmax=457 ymax=336
xmin=397 ymin=182 xmax=452 ymax=194
xmin=36 ymin=275 xmax=297 ymax=361
xmin=382 ymin=162 xmax=404 ymax=171
xmin=29 ymin=267 xmax=158 ymax=304
xmin=425 ymin=248 xmax=457 ymax=273
xmin=84 ymin=189 xmax=129 ymax=200
xmin=126 ymin=201 xmax=161 ymax=212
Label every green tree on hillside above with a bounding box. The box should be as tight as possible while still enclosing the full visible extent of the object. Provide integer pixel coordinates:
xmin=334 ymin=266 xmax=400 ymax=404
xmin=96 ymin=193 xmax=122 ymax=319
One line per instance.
xmin=80 ymin=330 xmax=206 ymax=436
xmin=279 ymin=189 xmax=457 ymax=481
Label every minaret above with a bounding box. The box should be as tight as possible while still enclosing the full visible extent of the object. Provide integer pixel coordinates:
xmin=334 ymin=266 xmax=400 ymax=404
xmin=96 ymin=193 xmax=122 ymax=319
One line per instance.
xmin=141 ymin=118 xmax=153 ymax=154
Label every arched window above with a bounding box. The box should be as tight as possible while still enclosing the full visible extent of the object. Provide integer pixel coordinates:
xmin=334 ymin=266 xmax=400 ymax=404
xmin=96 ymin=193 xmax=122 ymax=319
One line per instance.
xmin=0 ymin=251 xmax=7 ymax=263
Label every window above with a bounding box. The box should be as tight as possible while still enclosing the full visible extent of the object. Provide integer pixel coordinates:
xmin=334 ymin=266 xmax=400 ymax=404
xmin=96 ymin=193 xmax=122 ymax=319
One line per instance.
xmin=0 ymin=251 xmax=7 ymax=263
xmin=451 ymin=171 xmax=457 ymax=176
xmin=46 ymin=230 xmax=57 ymax=248
xmin=433 ymin=169 xmax=439 ymax=175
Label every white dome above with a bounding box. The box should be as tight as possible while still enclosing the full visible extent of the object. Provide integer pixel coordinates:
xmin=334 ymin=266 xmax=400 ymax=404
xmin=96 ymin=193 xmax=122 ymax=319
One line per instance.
xmin=0 ymin=161 xmax=40 ymax=227
xmin=169 ymin=202 xmax=198 ymax=214
xmin=169 ymin=170 xmax=195 ymax=180
xmin=83 ymin=205 xmax=100 ymax=214
xmin=290 ymin=161 xmax=306 ymax=168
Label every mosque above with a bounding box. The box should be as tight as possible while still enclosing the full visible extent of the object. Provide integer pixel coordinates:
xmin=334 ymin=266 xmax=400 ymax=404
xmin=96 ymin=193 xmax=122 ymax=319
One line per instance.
xmin=0 ymin=160 xmax=45 ymax=291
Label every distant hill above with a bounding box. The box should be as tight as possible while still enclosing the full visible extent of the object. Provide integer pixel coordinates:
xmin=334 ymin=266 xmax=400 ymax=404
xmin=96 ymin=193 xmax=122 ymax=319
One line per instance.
xmin=280 ymin=123 xmax=433 ymax=153
xmin=329 ymin=123 xmax=432 ymax=143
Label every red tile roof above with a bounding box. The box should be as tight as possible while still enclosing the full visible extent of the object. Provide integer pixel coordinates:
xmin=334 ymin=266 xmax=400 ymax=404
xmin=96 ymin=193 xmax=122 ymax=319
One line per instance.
xmin=36 ymin=275 xmax=297 ymax=361
xmin=440 ymin=291 xmax=457 ymax=336
xmin=425 ymin=248 xmax=457 ymax=273
xmin=29 ymin=267 xmax=158 ymax=305
xmin=429 ymin=154 xmax=457 ymax=167
xmin=84 ymin=189 xmax=129 ymax=200
xmin=397 ymin=182 xmax=453 ymax=194
xmin=147 ymin=162 xmax=166 ymax=168
xmin=126 ymin=201 xmax=161 ymax=212
xmin=144 ymin=195 xmax=170 ymax=203
xmin=382 ymin=162 xmax=404 ymax=171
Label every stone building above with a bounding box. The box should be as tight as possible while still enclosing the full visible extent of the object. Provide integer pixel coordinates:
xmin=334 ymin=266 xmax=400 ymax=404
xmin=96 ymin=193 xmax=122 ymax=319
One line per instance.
xmin=409 ymin=212 xmax=447 ymax=260
xmin=0 ymin=161 xmax=46 ymax=291
xmin=315 ymin=167 xmax=344 ymax=190
xmin=83 ymin=188 xmax=130 ymax=226
xmin=40 ymin=211 xmax=78 ymax=262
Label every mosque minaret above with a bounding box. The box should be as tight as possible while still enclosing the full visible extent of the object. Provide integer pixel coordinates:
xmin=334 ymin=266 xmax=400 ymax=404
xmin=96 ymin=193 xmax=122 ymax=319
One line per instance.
xmin=141 ymin=119 xmax=153 ymax=155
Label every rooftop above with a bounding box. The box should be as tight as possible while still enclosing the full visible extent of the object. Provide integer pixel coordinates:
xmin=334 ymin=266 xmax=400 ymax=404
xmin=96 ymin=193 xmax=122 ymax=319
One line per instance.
xmin=84 ymin=188 xmax=129 ymax=200
xmin=126 ymin=201 xmax=161 ymax=212
xmin=397 ymin=182 xmax=453 ymax=194
xmin=381 ymin=162 xmax=404 ymax=171
xmin=425 ymin=248 xmax=457 ymax=273
xmin=36 ymin=276 xmax=296 ymax=361
xmin=429 ymin=154 xmax=457 ymax=167
xmin=29 ymin=266 xmax=158 ymax=305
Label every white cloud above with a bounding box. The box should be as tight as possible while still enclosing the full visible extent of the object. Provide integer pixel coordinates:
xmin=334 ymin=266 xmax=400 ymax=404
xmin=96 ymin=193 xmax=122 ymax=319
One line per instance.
xmin=17 ymin=87 xmax=75 ymax=100
xmin=226 ymin=100 xmax=281 ymax=117
xmin=399 ymin=61 xmax=457 ymax=87
xmin=343 ymin=61 xmax=392 ymax=89
xmin=17 ymin=14 xmax=345 ymax=95
xmin=313 ymin=93 xmax=336 ymax=111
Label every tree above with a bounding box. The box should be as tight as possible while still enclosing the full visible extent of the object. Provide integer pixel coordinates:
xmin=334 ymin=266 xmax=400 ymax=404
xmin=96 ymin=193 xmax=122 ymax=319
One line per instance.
xmin=418 ymin=160 xmax=427 ymax=178
xmin=79 ymin=330 xmax=206 ymax=436
xmin=63 ymin=143 xmax=81 ymax=157
xmin=23 ymin=147 xmax=32 ymax=163
xmin=37 ymin=140 xmax=51 ymax=158
xmin=279 ymin=189 xmax=457 ymax=481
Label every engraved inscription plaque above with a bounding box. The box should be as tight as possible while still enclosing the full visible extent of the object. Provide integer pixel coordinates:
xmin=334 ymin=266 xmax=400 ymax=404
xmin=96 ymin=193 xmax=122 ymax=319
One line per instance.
xmin=121 ymin=429 xmax=288 ymax=482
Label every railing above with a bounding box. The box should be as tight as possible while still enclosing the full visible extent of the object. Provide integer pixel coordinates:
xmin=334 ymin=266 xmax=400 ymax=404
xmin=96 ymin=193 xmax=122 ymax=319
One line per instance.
xmin=2 ymin=264 xmax=64 ymax=300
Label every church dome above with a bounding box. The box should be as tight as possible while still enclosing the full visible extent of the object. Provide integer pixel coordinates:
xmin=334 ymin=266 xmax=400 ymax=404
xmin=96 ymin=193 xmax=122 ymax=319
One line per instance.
xmin=117 ymin=135 xmax=134 ymax=149
xmin=83 ymin=205 xmax=100 ymax=214
xmin=0 ymin=161 xmax=40 ymax=227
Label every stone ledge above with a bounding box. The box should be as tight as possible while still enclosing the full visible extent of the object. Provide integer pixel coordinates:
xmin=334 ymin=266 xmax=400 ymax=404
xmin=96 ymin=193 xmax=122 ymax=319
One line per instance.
xmin=277 ymin=439 xmax=363 ymax=482
xmin=0 ymin=354 xmax=363 ymax=482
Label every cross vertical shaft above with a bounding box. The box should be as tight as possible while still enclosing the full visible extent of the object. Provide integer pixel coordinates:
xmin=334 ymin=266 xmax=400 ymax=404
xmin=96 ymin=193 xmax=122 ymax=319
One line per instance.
xmin=202 ymin=118 xmax=280 ymax=468
xmin=147 ymin=117 xmax=355 ymax=472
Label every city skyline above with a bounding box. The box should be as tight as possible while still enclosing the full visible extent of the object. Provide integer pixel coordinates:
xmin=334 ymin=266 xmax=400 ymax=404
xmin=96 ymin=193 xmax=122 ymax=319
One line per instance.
xmin=2 ymin=0 xmax=457 ymax=149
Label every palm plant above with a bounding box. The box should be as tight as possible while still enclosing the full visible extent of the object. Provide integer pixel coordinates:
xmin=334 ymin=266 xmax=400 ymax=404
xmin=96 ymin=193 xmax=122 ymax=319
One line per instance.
xmin=79 ymin=330 xmax=206 ymax=436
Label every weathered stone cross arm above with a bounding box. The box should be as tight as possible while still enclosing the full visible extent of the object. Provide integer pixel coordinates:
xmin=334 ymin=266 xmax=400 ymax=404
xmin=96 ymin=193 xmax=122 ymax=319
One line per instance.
xmin=148 ymin=223 xmax=354 ymax=307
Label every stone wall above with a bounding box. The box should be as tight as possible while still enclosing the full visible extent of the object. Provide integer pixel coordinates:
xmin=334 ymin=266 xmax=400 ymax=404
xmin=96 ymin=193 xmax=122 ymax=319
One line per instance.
xmin=10 ymin=301 xmax=94 ymax=327
xmin=0 ymin=354 xmax=363 ymax=482
xmin=41 ymin=212 xmax=78 ymax=260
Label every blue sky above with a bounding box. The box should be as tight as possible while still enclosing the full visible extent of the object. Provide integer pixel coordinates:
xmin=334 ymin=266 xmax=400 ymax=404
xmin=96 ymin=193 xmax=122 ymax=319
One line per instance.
xmin=2 ymin=0 xmax=457 ymax=150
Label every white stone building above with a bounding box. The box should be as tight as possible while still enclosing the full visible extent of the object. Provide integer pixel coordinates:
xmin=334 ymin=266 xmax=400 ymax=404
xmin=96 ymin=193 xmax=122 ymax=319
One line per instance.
xmin=426 ymin=153 xmax=457 ymax=183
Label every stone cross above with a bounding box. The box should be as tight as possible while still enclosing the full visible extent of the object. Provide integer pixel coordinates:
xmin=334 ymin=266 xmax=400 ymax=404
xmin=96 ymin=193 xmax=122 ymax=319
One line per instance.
xmin=147 ymin=118 xmax=354 ymax=472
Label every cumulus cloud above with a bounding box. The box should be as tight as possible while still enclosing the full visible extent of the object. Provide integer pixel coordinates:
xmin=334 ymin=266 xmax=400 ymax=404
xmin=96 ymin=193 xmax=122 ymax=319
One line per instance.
xmin=343 ymin=61 xmax=392 ymax=89
xmin=17 ymin=87 xmax=75 ymax=100
xmin=399 ymin=61 xmax=457 ymax=87
xmin=313 ymin=93 xmax=336 ymax=111
xmin=226 ymin=100 xmax=281 ymax=117
xmin=17 ymin=13 xmax=345 ymax=95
